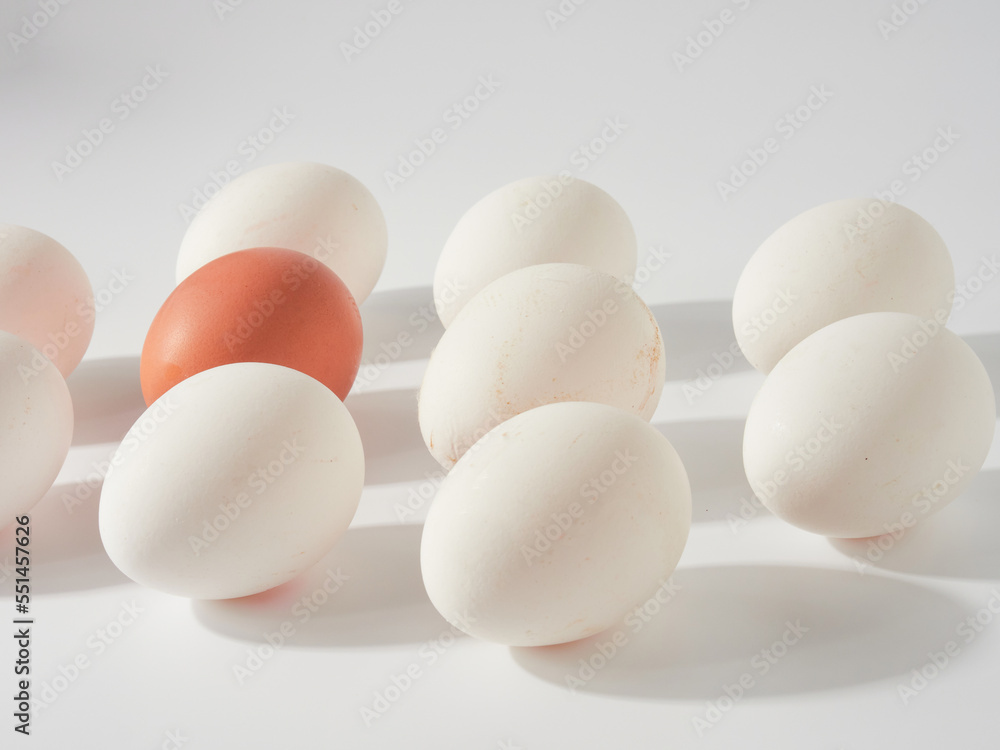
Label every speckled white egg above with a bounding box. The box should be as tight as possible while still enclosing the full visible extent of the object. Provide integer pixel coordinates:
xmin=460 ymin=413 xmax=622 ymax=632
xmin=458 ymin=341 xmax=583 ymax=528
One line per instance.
xmin=419 ymin=263 xmax=664 ymax=469
xmin=433 ymin=175 xmax=637 ymax=327
xmin=99 ymin=362 xmax=365 ymax=599
xmin=0 ymin=331 xmax=74 ymax=521
xmin=421 ymin=401 xmax=691 ymax=647
xmin=0 ymin=224 xmax=94 ymax=377
xmin=175 ymin=162 xmax=387 ymax=303
xmin=733 ymin=199 xmax=955 ymax=373
xmin=743 ymin=312 xmax=995 ymax=538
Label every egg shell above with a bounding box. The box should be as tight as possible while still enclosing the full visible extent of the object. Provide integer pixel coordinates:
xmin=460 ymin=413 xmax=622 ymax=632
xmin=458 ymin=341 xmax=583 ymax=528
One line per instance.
xmin=419 ymin=263 xmax=665 ymax=469
xmin=0 ymin=224 xmax=94 ymax=377
xmin=175 ymin=162 xmax=387 ymax=303
xmin=420 ymin=401 xmax=691 ymax=647
xmin=433 ymin=175 xmax=637 ymax=327
xmin=99 ymin=363 xmax=365 ymax=599
xmin=142 ymin=247 xmax=362 ymax=406
xmin=733 ymin=199 xmax=955 ymax=373
xmin=0 ymin=331 xmax=74 ymax=521
xmin=743 ymin=312 xmax=996 ymax=538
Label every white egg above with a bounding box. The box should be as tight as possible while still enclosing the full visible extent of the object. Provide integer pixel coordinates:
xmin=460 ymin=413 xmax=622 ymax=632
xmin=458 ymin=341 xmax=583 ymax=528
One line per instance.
xmin=0 ymin=224 xmax=94 ymax=377
xmin=733 ymin=199 xmax=955 ymax=373
xmin=98 ymin=363 xmax=365 ymax=599
xmin=419 ymin=263 xmax=664 ymax=469
xmin=421 ymin=401 xmax=691 ymax=647
xmin=0 ymin=331 xmax=74 ymax=520
xmin=175 ymin=162 xmax=387 ymax=303
xmin=433 ymin=175 xmax=637 ymax=327
xmin=743 ymin=312 xmax=996 ymax=538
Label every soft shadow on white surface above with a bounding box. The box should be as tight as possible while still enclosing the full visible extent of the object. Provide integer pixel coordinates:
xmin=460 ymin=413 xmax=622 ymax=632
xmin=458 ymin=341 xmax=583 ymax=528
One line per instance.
xmin=511 ymin=565 xmax=968 ymax=700
xmin=192 ymin=524 xmax=452 ymax=647
xmin=965 ymin=333 xmax=1000 ymax=405
xmin=650 ymin=300 xmax=751 ymax=382
xmin=829 ymin=470 xmax=1000 ymax=580
xmin=656 ymin=419 xmax=753 ymax=524
xmin=66 ymin=356 xmax=145 ymax=446
xmin=0 ymin=480 xmax=129 ymax=593
xmin=346 ymin=388 xmax=442 ymax=485
xmin=360 ymin=286 xmax=443 ymax=364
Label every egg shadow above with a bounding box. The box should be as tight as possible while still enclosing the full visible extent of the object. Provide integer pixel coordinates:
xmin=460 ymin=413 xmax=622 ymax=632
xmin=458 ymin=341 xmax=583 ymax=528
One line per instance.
xmin=829 ymin=469 xmax=1000 ymax=580
xmin=511 ymin=564 xmax=969 ymax=700
xmin=360 ymin=286 xmax=442 ymax=364
xmin=964 ymin=332 xmax=1000 ymax=406
xmin=191 ymin=523 xmax=451 ymax=647
xmin=655 ymin=419 xmax=758 ymax=524
xmin=66 ymin=356 xmax=145 ymax=446
xmin=346 ymin=387 xmax=441 ymax=486
xmin=0 ymin=479 xmax=130 ymax=593
xmin=649 ymin=300 xmax=751 ymax=383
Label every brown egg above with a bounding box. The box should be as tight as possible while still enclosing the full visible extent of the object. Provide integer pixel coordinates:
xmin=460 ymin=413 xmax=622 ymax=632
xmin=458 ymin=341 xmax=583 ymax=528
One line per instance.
xmin=141 ymin=247 xmax=363 ymax=405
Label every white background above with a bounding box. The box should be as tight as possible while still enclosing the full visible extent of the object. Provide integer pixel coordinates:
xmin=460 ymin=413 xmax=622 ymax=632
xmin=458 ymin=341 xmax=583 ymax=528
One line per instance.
xmin=2 ymin=0 xmax=999 ymax=747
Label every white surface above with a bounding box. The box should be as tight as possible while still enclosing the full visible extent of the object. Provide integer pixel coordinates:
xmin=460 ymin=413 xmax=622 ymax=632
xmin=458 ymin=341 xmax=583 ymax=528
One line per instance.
xmin=1 ymin=0 xmax=999 ymax=747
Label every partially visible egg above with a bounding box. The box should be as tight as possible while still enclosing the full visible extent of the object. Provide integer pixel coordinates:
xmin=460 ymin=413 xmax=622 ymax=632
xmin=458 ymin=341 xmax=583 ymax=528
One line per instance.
xmin=0 ymin=331 xmax=74 ymax=522
xmin=0 ymin=224 xmax=94 ymax=377
xmin=99 ymin=363 xmax=365 ymax=599
xmin=175 ymin=162 xmax=387 ymax=303
xmin=733 ymin=199 xmax=955 ymax=373
xmin=421 ymin=401 xmax=691 ymax=647
xmin=141 ymin=247 xmax=362 ymax=406
xmin=419 ymin=263 xmax=664 ymax=469
xmin=433 ymin=175 xmax=637 ymax=327
xmin=743 ymin=312 xmax=995 ymax=538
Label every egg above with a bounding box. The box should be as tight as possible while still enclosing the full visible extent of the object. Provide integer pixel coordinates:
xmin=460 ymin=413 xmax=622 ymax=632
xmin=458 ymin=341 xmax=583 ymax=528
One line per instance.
xmin=743 ymin=312 xmax=996 ymax=538
xmin=175 ymin=162 xmax=387 ymax=304
xmin=99 ymin=363 xmax=365 ymax=599
xmin=733 ymin=199 xmax=955 ymax=373
xmin=421 ymin=401 xmax=691 ymax=646
xmin=419 ymin=263 xmax=664 ymax=469
xmin=141 ymin=247 xmax=362 ymax=406
xmin=0 ymin=331 xmax=74 ymax=521
xmin=0 ymin=224 xmax=94 ymax=377
xmin=433 ymin=175 xmax=637 ymax=328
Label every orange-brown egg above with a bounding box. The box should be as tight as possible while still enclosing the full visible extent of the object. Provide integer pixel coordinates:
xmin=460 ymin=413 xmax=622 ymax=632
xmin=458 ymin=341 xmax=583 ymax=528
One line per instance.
xmin=140 ymin=247 xmax=362 ymax=405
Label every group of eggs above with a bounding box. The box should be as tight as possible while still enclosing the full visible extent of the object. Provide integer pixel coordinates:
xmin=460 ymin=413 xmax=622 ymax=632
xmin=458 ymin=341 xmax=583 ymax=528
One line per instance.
xmin=1 ymin=163 xmax=995 ymax=649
